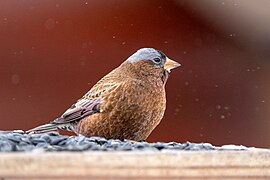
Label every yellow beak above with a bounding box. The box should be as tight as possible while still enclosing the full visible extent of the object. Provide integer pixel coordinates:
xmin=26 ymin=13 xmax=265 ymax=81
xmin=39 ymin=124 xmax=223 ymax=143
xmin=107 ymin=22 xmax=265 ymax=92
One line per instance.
xmin=164 ymin=57 xmax=181 ymax=72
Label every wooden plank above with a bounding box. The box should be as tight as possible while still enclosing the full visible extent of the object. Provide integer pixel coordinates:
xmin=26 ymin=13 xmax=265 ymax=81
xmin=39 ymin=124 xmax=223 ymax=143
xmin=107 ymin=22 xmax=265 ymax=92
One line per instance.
xmin=0 ymin=150 xmax=269 ymax=179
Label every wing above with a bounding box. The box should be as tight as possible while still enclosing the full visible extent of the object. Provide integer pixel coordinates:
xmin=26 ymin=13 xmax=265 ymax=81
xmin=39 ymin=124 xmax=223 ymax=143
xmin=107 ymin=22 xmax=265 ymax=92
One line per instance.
xmin=52 ymin=80 xmax=121 ymax=125
xmin=26 ymin=98 xmax=100 ymax=134
xmin=51 ymin=98 xmax=100 ymax=124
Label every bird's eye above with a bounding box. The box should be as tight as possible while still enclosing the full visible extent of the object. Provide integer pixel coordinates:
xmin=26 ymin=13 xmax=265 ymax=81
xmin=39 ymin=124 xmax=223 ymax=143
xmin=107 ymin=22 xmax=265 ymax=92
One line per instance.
xmin=153 ymin=58 xmax=161 ymax=64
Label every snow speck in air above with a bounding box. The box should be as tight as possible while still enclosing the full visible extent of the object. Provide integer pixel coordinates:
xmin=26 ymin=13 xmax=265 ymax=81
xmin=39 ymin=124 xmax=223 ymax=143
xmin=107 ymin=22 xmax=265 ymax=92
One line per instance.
xmin=11 ymin=74 xmax=20 ymax=85
xmin=44 ymin=18 xmax=55 ymax=30
xmin=220 ymin=115 xmax=226 ymax=119
xmin=223 ymin=106 xmax=229 ymax=110
xmin=80 ymin=61 xmax=86 ymax=66
xmin=82 ymin=42 xmax=88 ymax=49
xmin=13 ymin=50 xmax=23 ymax=55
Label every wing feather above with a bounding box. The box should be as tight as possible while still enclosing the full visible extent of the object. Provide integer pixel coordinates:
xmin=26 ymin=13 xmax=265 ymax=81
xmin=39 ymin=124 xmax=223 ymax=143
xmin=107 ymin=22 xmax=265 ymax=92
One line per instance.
xmin=52 ymin=98 xmax=100 ymax=124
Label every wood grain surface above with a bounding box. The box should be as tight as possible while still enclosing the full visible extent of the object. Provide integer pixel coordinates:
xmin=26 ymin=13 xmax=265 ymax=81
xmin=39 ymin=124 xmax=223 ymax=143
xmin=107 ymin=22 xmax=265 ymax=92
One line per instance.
xmin=0 ymin=150 xmax=269 ymax=179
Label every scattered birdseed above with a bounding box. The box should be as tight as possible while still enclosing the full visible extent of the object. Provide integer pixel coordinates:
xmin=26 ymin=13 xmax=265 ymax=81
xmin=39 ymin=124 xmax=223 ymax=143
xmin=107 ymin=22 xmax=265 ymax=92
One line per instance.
xmin=0 ymin=131 xmax=256 ymax=152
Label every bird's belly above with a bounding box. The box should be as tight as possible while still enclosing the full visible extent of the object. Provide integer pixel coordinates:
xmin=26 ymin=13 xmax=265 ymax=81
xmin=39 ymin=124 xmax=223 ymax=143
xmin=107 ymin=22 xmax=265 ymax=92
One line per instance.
xmin=77 ymin=89 xmax=166 ymax=141
xmin=110 ymin=99 xmax=165 ymax=140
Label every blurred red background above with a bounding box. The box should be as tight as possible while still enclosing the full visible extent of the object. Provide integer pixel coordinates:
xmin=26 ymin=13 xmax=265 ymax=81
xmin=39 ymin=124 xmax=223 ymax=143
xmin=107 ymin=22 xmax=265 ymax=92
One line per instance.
xmin=0 ymin=0 xmax=269 ymax=147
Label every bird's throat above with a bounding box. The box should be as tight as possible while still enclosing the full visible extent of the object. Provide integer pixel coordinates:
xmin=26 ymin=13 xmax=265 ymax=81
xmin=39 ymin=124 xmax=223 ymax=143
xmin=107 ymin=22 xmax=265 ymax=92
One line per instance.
xmin=161 ymin=70 xmax=169 ymax=84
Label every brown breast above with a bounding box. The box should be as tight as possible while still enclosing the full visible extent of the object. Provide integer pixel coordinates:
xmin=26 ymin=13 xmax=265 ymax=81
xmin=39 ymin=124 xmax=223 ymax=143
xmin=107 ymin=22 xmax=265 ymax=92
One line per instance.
xmin=76 ymin=60 xmax=168 ymax=141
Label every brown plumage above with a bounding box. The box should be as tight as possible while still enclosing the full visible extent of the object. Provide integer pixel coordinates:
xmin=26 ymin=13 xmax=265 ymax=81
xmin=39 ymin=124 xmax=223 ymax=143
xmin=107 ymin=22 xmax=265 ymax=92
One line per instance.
xmin=27 ymin=48 xmax=181 ymax=141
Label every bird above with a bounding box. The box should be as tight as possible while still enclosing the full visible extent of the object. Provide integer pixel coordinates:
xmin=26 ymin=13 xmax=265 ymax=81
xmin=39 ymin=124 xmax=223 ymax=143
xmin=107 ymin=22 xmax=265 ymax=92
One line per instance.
xmin=27 ymin=48 xmax=181 ymax=141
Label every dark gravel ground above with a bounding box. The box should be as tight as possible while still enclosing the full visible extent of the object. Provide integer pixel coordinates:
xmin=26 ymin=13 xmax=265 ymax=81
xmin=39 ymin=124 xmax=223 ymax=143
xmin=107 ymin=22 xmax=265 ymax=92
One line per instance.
xmin=0 ymin=130 xmax=255 ymax=152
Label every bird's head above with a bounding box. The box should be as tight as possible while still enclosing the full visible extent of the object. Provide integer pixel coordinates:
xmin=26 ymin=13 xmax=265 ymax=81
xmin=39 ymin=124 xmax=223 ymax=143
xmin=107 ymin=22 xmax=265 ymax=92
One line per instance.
xmin=127 ymin=48 xmax=181 ymax=74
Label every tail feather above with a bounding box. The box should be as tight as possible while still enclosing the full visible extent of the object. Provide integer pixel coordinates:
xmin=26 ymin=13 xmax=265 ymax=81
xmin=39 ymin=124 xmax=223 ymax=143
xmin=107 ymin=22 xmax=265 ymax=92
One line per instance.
xmin=26 ymin=123 xmax=59 ymax=134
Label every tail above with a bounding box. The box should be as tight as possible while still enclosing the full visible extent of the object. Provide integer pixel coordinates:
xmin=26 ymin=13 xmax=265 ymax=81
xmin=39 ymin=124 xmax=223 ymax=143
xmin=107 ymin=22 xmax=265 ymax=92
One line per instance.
xmin=26 ymin=123 xmax=59 ymax=134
